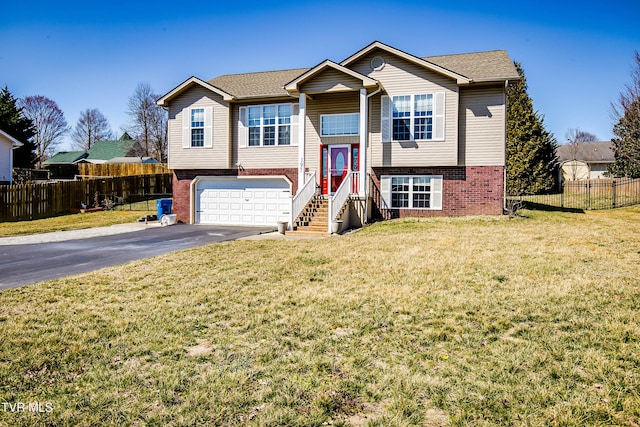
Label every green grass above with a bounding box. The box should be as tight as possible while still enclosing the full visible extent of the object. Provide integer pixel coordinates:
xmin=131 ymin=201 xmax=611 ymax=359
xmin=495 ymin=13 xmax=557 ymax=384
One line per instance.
xmin=1 ymin=207 xmax=639 ymax=426
xmin=0 ymin=210 xmax=153 ymax=237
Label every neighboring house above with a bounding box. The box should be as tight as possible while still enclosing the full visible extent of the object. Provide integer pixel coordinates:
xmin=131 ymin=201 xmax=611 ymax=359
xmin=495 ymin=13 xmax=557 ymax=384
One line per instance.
xmin=43 ymin=151 xmax=88 ymax=179
xmin=76 ymin=138 xmax=141 ymax=164
xmin=44 ymin=135 xmax=148 ymax=178
xmin=556 ymin=141 xmax=614 ymax=181
xmin=157 ymin=41 xmax=520 ymax=231
xmin=0 ymin=128 xmax=23 ymax=185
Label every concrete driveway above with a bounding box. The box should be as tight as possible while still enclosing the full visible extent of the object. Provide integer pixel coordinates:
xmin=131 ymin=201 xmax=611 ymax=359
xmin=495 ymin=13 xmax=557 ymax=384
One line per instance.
xmin=0 ymin=224 xmax=274 ymax=290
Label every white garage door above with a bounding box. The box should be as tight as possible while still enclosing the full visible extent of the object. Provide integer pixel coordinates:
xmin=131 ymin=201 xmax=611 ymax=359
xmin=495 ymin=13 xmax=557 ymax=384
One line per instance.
xmin=195 ymin=178 xmax=291 ymax=226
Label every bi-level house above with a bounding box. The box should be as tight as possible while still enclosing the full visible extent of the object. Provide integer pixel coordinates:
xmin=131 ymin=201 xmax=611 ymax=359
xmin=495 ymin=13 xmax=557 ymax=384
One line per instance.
xmin=157 ymin=41 xmax=520 ymax=232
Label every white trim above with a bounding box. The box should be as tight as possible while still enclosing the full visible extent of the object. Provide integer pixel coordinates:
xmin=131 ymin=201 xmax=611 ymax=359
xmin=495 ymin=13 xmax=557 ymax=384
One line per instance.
xmin=381 ymin=175 xmax=443 ymax=210
xmin=203 ymin=106 xmax=213 ymax=148
xmin=384 ymin=92 xmax=446 ymax=142
xmin=298 ymin=94 xmax=306 ymax=190
xmin=245 ymin=103 xmax=295 ymax=147
xmin=359 ymin=88 xmax=367 ymax=197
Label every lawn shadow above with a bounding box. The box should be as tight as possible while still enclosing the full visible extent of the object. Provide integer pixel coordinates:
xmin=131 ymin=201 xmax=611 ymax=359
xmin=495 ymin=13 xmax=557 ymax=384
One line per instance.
xmin=523 ymin=201 xmax=585 ymax=214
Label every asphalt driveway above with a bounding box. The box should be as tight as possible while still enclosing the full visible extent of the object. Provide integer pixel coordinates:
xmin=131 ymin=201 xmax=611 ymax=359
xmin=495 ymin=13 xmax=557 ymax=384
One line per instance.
xmin=0 ymin=224 xmax=273 ymax=290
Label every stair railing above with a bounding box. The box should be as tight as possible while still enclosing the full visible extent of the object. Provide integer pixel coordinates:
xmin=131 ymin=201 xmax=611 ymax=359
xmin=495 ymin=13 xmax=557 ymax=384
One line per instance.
xmin=291 ymin=171 xmax=317 ymax=228
xmin=328 ymin=172 xmax=357 ymax=232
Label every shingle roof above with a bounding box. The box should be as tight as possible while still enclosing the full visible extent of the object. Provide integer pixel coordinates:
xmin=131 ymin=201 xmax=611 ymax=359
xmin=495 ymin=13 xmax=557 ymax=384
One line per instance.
xmin=556 ymin=142 xmax=615 ymax=163
xmin=423 ymin=50 xmax=520 ymax=81
xmin=85 ymin=139 xmax=137 ymax=161
xmin=205 ymin=49 xmax=518 ymax=99
xmin=44 ymin=151 xmax=87 ymax=164
xmin=209 ymin=68 xmax=309 ymax=99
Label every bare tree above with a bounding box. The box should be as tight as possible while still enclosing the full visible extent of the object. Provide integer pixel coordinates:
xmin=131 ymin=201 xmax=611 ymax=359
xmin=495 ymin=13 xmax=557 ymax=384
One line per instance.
xmin=126 ymin=82 xmax=168 ymax=162
xmin=71 ymin=108 xmax=114 ymax=150
xmin=611 ymin=50 xmax=640 ymax=122
xmin=19 ymin=95 xmax=69 ymax=167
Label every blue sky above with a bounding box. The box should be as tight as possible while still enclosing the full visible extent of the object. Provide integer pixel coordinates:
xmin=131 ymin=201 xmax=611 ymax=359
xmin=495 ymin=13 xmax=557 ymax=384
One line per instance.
xmin=1 ymin=0 xmax=639 ymax=151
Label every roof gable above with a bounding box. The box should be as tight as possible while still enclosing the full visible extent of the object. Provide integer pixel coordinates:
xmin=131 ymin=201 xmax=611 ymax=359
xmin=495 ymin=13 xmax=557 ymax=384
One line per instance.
xmin=157 ymin=76 xmax=235 ymax=106
xmin=284 ymin=60 xmax=378 ymax=95
xmin=0 ymin=128 xmax=23 ymax=148
xmin=340 ymin=41 xmax=471 ymax=84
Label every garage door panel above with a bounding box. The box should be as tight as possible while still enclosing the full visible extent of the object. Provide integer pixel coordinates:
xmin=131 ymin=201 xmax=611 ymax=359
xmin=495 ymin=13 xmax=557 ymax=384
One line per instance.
xmin=196 ymin=178 xmax=292 ymax=226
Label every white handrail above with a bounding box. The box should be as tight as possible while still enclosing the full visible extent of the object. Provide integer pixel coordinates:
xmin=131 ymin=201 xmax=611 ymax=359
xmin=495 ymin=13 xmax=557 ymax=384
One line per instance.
xmin=291 ymin=171 xmax=316 ymax=227
xmin=329 ymin=172 xmax=358 ymax=230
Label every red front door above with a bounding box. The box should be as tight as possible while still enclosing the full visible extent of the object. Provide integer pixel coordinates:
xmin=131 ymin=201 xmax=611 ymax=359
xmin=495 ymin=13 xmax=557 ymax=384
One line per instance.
xmin=330 ymin=146 xmax=349 ymax=193
xmin=320 ymin=144 xmax=360 ymax=195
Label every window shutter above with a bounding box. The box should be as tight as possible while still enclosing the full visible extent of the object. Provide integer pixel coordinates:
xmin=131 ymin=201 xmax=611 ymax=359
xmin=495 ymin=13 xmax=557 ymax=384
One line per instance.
xmin=182 ymin=108 xmax=191 ymax=148
xmin=238 ymin=106 xmax=248 ymax=148
xmin=291 ymin=103 xmax=299 ymax=146
xmin=379 ymin=175 xmax=391 ymax=209
xmin=381 ymin=95 xmax=391 ymax=142
xmin=431 ymin=176 xmax=443 ymax=210
xmin=434 ymin=92 xmax=445 ymax=141
xmin=204 ymin=106 xmax=213 ymax=148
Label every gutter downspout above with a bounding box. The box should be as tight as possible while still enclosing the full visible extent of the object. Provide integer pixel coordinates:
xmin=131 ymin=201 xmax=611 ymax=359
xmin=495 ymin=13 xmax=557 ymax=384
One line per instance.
xmin=363 ymin=85 xmax=382 ymax=224
xmin=503 ymin=79 xmax=509 ymax=213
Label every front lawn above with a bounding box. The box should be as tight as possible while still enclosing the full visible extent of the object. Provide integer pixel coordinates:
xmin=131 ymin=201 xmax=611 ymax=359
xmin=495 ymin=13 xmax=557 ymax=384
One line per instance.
xmin=0 ymin=207 xmax=639 ymax=426
xmin=0 ymin=210 xmax=152 ymax=237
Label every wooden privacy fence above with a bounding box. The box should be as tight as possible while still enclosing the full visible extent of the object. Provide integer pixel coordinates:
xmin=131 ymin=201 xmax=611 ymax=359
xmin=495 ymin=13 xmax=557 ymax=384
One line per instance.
xmin=0 ymin=174 xmax=172 ymax=222
xmin=509 ymin=178 xmax=640 ymax=210
xmin=78 ymin=163 xmax=169 ymax=177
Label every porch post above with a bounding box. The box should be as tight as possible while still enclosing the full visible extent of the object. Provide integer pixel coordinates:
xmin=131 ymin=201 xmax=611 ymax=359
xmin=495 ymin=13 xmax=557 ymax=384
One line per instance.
xmin=359 ymin=88 xmax=367 ymax=197
xmin=298 ymin=93 xmax=306 ymax=191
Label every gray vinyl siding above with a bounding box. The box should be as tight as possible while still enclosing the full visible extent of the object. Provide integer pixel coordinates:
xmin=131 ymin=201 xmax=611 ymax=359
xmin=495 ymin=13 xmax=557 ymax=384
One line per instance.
xmin=300 ymin=69 xmax=365 ymax=94
xmin=459 ymin=86 xmax=505 ymax=166
xmin=350 ymin=50 xmax=459 ymax=167
xmin=231 ymin=103 xmax=298 ymax=169
xmin=304 ymin=92 xmax=360 ymax=176
xmin=167 ymin=87 xmax=230 ymax=169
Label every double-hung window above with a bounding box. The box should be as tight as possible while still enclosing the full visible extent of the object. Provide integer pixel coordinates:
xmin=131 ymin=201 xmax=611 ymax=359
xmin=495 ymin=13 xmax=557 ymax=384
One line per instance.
xmin=381 ymin=93 xmax=444 ymax=142
xmin=191 ymin=108 xmax=205 ymax=147
xmin=246 ymin=104 xmax=293 ymax=147
xmin=182 ymin=106 xmax=212 ymax=148
xmin=381 ymin=175 xmax=443 ymax=210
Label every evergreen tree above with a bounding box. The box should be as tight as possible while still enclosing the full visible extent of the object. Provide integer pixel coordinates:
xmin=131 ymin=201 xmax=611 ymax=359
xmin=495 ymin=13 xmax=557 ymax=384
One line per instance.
xmin=608 ymin=97 xmax=640 ymax=177
xmin=0 ymin=86 xmax=36 ymax=168
xmin=506 ymin=63 xmax=558 ymax=195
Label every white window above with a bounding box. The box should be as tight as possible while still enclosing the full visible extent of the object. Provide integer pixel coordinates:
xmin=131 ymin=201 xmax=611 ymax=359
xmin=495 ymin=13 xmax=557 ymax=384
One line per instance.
xmin=380 ymin=175 xmax=443 ymax=210
xmin=182 ymin=106 xmax=213 ymax=148
xmin=244 ymin=103 xmax=293 ymax=147
xmin=191 ymin=108 xmax=205 ymax=147
xmin=381 ymin=93 xmax=445 ymax=142
xmin=321 ymin=113 xmax=359 ymax=136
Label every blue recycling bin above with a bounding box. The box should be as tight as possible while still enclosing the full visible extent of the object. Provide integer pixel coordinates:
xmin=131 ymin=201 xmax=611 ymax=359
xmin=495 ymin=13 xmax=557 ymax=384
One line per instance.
xmin=156 ymin=199 xmax=172 ymax=221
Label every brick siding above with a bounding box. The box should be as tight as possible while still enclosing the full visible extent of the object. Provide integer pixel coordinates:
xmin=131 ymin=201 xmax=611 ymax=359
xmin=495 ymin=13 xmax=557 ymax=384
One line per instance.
xmin=370 ymin=166 xmax=504 ymax=217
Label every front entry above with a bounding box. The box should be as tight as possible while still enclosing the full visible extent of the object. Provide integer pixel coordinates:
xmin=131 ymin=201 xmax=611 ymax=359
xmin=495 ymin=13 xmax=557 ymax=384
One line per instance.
xmin=320 ymin=144 xmax=360 ymax=194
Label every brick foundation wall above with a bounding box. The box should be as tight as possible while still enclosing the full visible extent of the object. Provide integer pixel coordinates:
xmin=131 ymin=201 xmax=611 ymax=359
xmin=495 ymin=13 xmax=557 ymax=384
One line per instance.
xmin=172 ymin=168 xmax=298 ymax=224
xmin=370 ymin=166 xmax=504 ymax=217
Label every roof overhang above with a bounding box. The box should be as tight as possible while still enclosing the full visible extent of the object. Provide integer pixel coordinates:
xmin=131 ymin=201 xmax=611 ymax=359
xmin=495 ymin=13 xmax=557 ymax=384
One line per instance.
xmin=284 ymin=60 xmax=379 ymax=95
xmin=156 ymin=76 xmax=235 ymax=106
xmin=340 ymin=41 xmax=472 ymax=85
xmin=0 ymin=129 xmax=24 ymax=148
